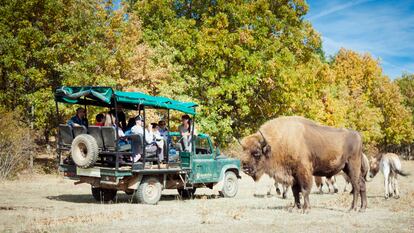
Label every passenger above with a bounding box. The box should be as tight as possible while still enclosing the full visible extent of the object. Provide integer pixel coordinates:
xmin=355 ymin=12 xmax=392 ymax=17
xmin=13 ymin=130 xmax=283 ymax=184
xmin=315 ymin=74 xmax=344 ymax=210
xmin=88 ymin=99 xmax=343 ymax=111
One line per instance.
xmin=94 ymin=113 xmax=105 ymax=126
xmin=131 ymin=116 xmax=159 ymax=162
xmin=124 ymin=117 xmax=136 ymax=135
xmin=108 ymin=109 xmax=127 ymax=131
xmin=178 ymin=114 xmax=196 ymax=152
xmin=158 ymin=120 xmax=169 ymax=143
xmin=151 ymin=123 xmax=164 ymax=161
xmin=104 ymin=112 xmax=125 ymax=138
xmin=67 ymin=107 xmax=88 ymax=127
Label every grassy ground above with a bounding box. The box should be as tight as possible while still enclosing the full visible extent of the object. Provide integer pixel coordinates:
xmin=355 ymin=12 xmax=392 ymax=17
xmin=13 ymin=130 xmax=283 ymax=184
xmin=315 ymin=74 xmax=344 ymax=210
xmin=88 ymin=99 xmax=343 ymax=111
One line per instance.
xmin=0 ymin=161 xmax=413 ymax=233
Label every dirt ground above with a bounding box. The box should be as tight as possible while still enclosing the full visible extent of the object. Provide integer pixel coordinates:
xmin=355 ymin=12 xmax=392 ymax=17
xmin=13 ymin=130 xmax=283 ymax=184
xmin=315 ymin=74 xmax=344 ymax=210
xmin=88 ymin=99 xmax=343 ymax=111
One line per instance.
xmin=1 ymin=161 xmax=413 ymax=233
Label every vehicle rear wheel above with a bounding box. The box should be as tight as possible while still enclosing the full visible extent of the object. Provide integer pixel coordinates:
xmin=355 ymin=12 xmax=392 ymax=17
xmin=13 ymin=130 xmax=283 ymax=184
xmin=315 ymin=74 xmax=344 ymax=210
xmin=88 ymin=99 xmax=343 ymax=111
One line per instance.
xmin=177 ymin=188 xmax=197 ymax=199
xmin=219 ymin=171 xmax=238 ymax=198
xmin=71 ymin=134 xmax=99 ymax=168
xmin=136 ymin=176 xmax=162 ymax=205
xmin=91 ymin=187 xmax=117 ymax=202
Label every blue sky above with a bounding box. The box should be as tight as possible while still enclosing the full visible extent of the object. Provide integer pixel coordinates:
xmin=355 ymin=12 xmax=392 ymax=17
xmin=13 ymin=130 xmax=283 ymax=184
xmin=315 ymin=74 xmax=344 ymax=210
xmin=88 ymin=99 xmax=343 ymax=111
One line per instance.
xmin=305 ymin=0 xmax=414 ymax=79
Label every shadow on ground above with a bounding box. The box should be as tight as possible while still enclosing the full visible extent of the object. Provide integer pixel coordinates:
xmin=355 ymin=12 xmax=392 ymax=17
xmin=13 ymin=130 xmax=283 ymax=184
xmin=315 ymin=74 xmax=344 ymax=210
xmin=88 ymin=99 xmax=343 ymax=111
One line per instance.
xmin=46 ymin=193 xmax=219 ymax=204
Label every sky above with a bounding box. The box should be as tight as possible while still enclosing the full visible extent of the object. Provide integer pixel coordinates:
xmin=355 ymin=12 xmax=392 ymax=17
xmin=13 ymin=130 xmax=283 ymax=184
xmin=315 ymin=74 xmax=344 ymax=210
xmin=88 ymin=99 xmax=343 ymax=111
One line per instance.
xmin=305 ymin=0 xmax=414 ymax=79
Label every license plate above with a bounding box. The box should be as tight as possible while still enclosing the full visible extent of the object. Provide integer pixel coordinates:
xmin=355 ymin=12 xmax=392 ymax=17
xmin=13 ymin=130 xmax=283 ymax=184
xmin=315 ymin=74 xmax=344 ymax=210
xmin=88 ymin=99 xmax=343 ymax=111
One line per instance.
xmin=76 ymin=167 xmax=101 ymax=177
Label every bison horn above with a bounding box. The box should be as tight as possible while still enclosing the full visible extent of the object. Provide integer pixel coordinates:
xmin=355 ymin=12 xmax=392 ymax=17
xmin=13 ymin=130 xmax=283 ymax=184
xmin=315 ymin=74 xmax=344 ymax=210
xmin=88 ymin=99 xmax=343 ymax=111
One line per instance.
xmin=258 ymin=129 xmax=271 ymax=157
xmin=258 ymin=130 xmax=267 ymax=145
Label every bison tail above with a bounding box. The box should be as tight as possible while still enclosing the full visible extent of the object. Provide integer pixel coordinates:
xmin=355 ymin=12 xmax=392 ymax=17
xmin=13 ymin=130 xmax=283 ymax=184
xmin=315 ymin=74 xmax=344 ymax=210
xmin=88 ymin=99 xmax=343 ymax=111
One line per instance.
xmin=395 ymin=169 xmax=410 ymax=177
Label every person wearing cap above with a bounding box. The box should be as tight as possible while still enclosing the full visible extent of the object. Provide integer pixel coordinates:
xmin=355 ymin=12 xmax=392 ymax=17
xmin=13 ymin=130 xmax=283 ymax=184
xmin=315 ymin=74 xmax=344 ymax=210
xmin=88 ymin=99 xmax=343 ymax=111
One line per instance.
xmin=67 ymin=107 xmax=88 ymax=127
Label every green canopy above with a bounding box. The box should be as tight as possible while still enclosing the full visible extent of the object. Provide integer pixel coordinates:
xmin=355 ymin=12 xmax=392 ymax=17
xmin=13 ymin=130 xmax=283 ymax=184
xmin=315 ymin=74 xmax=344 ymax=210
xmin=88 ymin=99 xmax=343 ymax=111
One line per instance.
xmin=55 ymin=86 xmax=197 ymax=115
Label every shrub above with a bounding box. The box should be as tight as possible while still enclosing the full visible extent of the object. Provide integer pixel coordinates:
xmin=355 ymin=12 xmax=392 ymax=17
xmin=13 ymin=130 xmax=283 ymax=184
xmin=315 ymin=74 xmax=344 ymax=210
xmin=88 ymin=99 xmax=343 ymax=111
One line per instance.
xmin=0 ymin=111 xmax=33 ymax=180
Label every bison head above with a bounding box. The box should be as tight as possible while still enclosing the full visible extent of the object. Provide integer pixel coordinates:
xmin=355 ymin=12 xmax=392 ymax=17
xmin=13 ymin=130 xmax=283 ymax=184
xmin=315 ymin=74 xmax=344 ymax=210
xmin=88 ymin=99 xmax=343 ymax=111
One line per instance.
xmin=240 ymin=130 xmax=271 ymax=181
xmin=368 ymin=154 xmax=381 ymax=178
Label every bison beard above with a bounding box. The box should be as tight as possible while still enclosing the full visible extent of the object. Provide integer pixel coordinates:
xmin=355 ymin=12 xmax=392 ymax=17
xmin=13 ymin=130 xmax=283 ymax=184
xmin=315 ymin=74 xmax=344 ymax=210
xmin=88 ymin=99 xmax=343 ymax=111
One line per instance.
xmin=240 ymin=116 xmax=367 ymax=212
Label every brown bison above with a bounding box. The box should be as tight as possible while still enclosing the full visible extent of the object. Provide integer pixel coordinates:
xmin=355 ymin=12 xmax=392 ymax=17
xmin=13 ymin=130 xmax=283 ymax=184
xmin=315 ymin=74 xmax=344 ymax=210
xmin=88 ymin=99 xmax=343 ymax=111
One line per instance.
xmin=240 ymin=116 xmax=367 ymax=212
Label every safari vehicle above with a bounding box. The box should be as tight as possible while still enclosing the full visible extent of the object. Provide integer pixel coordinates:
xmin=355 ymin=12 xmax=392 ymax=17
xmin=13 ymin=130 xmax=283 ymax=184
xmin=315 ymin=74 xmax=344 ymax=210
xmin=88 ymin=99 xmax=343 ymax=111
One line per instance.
xmin=55 ymin=86 xmax=241 ymax=204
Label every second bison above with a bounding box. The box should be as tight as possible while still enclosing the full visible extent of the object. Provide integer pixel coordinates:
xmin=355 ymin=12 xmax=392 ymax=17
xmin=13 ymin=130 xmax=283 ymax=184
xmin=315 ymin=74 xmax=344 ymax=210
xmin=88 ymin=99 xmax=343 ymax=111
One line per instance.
xmin=241 ymin=116 xmax=367 ymax=212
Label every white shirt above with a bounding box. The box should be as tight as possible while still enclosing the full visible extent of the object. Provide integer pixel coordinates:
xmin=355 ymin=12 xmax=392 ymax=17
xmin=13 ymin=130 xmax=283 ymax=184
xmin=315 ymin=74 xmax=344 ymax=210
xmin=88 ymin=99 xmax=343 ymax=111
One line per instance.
xmin=131 ymin=124 xmax=153 ymax=144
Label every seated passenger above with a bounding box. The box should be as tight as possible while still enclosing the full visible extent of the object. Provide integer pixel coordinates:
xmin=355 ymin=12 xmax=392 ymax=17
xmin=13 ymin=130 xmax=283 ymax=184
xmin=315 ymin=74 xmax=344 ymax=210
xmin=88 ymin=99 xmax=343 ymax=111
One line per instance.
xmin=124 ymin=117 xmax=136 ymax=135
xmin=131 ymin=116 xmax=159 ymax=162
xmin=104 ymin=112 xmax=127 ymax=144
xmin=67 ymin=107 xmax=88 ymax=127
xmin=94 ymin=113 xmax=105 ymax=126
xmin=151 ymin=123 xmax=164 ymax=161
xmin=158 ymin=120 xmax=170 ymax=144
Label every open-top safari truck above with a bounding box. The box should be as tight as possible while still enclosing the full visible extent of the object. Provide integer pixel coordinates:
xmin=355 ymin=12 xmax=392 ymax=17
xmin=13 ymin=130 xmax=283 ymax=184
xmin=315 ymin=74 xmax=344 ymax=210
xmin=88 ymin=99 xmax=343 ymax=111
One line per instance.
xmin=55 ymin=86 xmax=241 ymax=204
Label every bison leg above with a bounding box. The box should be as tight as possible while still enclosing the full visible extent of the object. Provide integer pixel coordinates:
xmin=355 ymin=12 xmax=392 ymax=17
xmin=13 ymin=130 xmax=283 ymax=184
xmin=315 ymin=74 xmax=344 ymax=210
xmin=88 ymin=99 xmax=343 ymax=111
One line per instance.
xmin=327 ymin=176 xmax=339 ymax=193
xmin=359 ymin=175 xmax=367 ymax=211
xmin=343 ymin=163 xmax=361 ymax=211
xmin=393 ymin=174 xmax=400 ymax=199
xmin=383 ymin=171 xmax=390 ymax=199
xmin=301 ymin=180 xmax=312 ymax=212
xmin=291 ymin=183 xmax=301 ymax=209
xmin=314 ymin=176 xmax=323 ymax=194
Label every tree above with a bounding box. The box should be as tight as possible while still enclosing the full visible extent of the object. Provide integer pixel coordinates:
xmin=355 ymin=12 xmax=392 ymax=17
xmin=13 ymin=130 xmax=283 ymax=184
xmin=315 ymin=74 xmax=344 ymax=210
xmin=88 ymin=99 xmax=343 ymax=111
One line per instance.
xmin=395 ymin=73 xmax=414 ymax=122
xmin=330 ymin=49 xmax=413 ymax=147
xmin=133 ymin=0 xmax=322 ymax=142
xmin=0 ymin=0 xmax=174 ymax=140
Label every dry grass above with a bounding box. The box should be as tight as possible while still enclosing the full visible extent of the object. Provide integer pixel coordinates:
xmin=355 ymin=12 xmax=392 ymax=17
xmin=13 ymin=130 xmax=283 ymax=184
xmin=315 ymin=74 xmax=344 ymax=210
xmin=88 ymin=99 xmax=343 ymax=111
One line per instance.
xmin=1 ymin=161 xmax=414 ymax=233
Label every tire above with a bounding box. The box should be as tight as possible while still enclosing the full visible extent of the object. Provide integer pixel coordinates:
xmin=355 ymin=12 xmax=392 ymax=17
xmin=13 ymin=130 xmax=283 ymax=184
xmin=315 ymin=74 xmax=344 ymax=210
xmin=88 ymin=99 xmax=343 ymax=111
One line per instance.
xmin=71 ymin=134 xmax=99 ymax=168
xmin=136 ymin=176 xmax=162 ymax=205
xmin=219 ymin=171 xmax=238 ymax=198
xmin=91 ymin=187 xmax=117 ymax=202
xmin=177 ymin=188 xmax=197 ymax=199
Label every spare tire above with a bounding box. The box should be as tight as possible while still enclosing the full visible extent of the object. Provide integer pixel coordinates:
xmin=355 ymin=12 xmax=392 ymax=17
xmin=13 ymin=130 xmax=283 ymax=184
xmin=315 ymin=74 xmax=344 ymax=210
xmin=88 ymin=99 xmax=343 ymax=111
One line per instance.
xmin=71 ymin=134 xmax=99 ymax=168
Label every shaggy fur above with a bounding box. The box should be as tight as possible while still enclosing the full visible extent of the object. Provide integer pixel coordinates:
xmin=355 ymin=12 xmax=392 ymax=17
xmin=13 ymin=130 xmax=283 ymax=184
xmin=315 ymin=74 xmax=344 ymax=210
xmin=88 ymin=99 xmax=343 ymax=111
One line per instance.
xmin=241 ymin=116 xmax=367 ymax=212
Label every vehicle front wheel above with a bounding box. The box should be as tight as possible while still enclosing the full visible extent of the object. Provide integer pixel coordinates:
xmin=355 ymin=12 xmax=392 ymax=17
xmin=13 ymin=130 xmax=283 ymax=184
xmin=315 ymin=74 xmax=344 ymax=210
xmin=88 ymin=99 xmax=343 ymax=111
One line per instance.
xmin=91 ymin=187 xmax=117 ymax=202
xmin=219 ymin=171 xmax=238 ymax=198
xmin=136 ymin=176 xmax=162 ymax=205
xmin=177 ymin=188 xmax=196 ymax=199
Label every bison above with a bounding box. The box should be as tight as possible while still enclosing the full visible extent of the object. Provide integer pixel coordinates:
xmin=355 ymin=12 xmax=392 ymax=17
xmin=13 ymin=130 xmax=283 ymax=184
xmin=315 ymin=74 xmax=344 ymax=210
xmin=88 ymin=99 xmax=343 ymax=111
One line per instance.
xmin=240 ymin=116 xmax=367 ymax=212
xmin=369 ymin=153 xmax=409 ymax=199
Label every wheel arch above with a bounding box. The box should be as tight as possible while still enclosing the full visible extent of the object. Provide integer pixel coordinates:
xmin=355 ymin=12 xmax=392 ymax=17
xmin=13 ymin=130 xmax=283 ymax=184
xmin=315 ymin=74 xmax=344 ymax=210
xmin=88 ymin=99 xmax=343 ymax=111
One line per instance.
xmin=213 ymin=164 xmax=240 ymax=191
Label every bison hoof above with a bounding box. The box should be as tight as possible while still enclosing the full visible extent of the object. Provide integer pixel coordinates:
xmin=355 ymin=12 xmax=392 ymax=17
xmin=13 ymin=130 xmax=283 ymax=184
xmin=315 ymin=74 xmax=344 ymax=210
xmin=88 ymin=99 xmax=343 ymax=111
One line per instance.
xmin=394 ymin=195 xmax=400 ymax=199
xmin=282 ymin=194 xmax=287 ymax=199
xmin=334 ymin=188 xmax=339 ymax=193
xmin=348 ymin=206 xmax=358 ymax=212
xmin=358 ymin=208 xmax=366 ymax=213
xmin=384 ymin=195 xmax=389 ymax=200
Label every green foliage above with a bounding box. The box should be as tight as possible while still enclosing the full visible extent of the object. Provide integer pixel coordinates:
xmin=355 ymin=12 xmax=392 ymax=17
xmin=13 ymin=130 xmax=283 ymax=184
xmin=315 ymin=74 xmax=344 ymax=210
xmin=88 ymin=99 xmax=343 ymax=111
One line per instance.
xmin=0 ymin=0 xmax=174 ymax=139
xmin=134 ymin=0 xmax=322 ymax=142
xmin=0 ymin=0 xmax=412 ymax=150
xmin=395 ymin=73 xmax=414 ymax=122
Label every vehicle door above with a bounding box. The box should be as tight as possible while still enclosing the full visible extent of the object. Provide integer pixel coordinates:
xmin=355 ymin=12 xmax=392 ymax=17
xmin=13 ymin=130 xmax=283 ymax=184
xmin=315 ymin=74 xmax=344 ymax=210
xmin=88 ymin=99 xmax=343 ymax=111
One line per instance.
xmin=191 ymin=136 xmax=218 ymax=183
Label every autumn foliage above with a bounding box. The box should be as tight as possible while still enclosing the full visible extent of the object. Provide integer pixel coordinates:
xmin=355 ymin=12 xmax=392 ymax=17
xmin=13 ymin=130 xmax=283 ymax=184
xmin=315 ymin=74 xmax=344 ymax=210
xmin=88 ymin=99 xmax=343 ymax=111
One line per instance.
xmin=0 ymin=0 xmax=412 ymax=151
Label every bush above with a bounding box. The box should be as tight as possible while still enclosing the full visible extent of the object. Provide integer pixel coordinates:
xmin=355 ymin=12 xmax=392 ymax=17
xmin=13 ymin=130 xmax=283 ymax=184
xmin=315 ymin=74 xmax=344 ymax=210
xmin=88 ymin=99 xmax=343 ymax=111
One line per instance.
xmin=0 ymin=111 xmax=33 ymax=180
